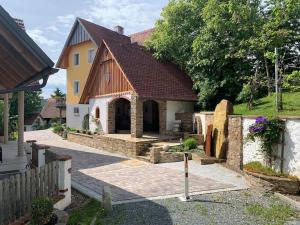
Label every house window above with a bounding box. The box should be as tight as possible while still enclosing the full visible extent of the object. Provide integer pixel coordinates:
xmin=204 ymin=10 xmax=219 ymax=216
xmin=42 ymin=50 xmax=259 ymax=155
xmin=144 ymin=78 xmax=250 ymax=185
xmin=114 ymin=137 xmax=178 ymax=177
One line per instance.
xmin=95 ymin=107 xmax=100 ymax=119
xmin=74 ymin=53 xmax=80 ymax=65
xmin=73 ymin=81 xmax=80 ymax=94
xmin=74 ymin=107 xmax=79 ymax=115
xmin=88 ymin=49 xmax=95 ymax=63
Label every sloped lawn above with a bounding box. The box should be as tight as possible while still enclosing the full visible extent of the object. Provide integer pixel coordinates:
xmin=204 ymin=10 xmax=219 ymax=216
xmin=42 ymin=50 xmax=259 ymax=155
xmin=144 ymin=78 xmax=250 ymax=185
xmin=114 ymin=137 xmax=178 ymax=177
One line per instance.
xmin=234 ymin=92 xmax=300 ymax=117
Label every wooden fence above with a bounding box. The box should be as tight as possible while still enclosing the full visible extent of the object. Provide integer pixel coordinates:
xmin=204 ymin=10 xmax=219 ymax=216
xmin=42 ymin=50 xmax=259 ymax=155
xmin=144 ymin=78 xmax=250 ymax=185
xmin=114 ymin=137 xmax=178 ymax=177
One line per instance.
xmin=0 ymin=161 xmax=59 ymax=225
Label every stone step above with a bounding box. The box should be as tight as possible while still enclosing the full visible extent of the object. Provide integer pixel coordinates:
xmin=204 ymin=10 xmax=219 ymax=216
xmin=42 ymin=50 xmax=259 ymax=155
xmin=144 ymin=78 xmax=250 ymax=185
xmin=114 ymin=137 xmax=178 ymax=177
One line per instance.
xmin=136 ymin=155 xmax=151 ymax=163
xmin=192 ymin=152 xmax=226 ymax=165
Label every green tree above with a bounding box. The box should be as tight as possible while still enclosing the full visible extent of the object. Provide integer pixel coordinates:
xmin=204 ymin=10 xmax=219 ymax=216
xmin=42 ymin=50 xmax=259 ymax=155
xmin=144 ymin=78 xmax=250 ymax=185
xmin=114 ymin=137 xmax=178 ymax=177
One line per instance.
xmin=147 ymin=0 xmax=300 ymax=109
xmin=9 ymin=91 xmax=43 ymax=117
xmin=51 ymin=88 xmax=66 ymax=99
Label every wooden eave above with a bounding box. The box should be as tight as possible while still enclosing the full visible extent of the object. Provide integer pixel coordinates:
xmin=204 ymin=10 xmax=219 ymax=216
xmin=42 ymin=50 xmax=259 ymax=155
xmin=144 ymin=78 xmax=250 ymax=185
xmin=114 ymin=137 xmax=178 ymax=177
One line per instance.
xmin=0 ymin=5 xmax=58 ymax=94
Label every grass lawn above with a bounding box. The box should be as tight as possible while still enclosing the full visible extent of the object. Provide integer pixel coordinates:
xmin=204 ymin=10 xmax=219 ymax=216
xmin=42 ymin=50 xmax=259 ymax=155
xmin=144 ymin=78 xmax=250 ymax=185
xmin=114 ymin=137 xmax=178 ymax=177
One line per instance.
xmin=234 ymin=92 xmax=300 ymax=117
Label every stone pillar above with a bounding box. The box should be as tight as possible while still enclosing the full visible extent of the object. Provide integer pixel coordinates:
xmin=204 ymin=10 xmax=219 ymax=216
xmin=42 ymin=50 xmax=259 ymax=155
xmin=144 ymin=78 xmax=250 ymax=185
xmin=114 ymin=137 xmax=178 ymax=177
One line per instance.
xmin=107 ymin=101 xmax=116 ymax=134
xmin=3 ymin=93 xmax=9 ymax=144
xmin=54 ymin=155 xmax=72 ymax=210
xmin=227 ymin=115 xmax=243 ymax=170
xmin=158 ymin=100 xmax=167 ymax=134
xmin=18 ymin=91 xmax=25 ymax=157
xmin=131 ymin=95 xmax=143 ymax=138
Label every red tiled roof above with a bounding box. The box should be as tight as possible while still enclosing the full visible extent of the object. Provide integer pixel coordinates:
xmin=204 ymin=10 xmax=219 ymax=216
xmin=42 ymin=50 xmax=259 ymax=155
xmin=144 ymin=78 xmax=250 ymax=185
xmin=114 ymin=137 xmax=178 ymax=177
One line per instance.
xmin=130 ymin=28 xmax=155 ymax=46
xmin=104 ymin=39 xmax=197 ymax=101
xmin=78 ymin=18 xmax=131 ymax=46
xmin=40 ymin=98 xmax=66 ymax=119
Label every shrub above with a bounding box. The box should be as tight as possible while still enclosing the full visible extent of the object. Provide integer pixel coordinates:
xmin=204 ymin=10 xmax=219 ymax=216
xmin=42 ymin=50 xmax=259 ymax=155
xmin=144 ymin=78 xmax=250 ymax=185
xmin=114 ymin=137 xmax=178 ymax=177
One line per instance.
xmin=53 ymin=124 xmax=64 ymax=134
xmin=283 ymin=71 xmax=300 ymax=92
xmin=31 ymin=197 xmax=53 ymax=225
xmin=183 ymin=138 xmax=198 ymax=151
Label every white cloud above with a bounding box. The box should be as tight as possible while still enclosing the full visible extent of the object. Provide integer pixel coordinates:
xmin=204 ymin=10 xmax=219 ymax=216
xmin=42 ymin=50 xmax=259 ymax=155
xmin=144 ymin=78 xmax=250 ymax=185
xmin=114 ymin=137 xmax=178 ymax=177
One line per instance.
xmin=82 ymin=0 xmax=164 ymax=34
xmin=47 ymin=70 xmax=66 ymax=86
xmin=27 ymin=28 xmax=59 ymax=47
xmin=46 ymin=25 xmax=59 ymax=32
xmin=57 ymin=14 xmax=75 ymax=27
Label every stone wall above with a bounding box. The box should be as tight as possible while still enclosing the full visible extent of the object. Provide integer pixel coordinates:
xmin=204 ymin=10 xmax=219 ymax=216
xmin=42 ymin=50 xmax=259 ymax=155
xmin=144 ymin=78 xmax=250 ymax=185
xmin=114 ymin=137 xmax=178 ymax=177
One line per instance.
xmin=243 ymin=116 xmax=300 ymax=178
xmin=227 ymin=116 xmax=243 ymax=170
xmin=150 ymin=147 xmax=192 ymax=164
xmin=227 ymin=116 xmax=300 ymax=178
xmin=175 ymin=112 xmax=194 ymax=132
xmin=68 ymin=132 xmax=152 ymax=157
xmin=193 ymin=112 xmax=214 ymax=140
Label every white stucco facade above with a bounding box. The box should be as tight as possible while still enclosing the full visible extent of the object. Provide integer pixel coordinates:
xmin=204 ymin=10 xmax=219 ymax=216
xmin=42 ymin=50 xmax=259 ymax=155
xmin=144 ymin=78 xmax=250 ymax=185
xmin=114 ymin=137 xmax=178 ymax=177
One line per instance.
xmin=242 ymin=117 xmax=300 ymax=178
xmin=66 ymin=104 xmax=89 ymax=130
xmin=166 ymin=101 xmax=194 ymax=131
xmin=89 ymin=93 xmax=131 ymax=133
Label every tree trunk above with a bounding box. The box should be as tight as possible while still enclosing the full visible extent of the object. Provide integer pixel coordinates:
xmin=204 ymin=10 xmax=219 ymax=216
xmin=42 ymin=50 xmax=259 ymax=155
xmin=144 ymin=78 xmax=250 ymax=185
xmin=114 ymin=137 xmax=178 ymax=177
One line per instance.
xmin=264 ymin=56 xmax=272 ymax=96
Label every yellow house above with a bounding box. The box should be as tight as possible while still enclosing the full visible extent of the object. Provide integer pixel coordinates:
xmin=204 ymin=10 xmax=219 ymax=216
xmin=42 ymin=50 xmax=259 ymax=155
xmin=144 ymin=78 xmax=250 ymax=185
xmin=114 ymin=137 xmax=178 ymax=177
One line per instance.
xmin=56 ymin=18 xmax=131 ymax=129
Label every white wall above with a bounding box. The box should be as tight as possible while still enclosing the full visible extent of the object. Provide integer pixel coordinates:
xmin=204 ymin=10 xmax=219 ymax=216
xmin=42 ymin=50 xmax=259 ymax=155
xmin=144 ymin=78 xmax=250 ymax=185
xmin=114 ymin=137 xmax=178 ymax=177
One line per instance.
xmin=89 ymin=96 xmax=113 ymax=133
xmin=66 ymin=104 xmax=89 ymax=130
xmin=166 ymin=101 xmax=194 ymax=131
xmin=89 ymin=94 xmax=131 ymax=133
xmin=283 ymin=120 xmax=300 ymax=177
xmin=242 ymin=118 xmax=300 ymax=178
xmin=242 ymin=118 xmax=265 ymax=164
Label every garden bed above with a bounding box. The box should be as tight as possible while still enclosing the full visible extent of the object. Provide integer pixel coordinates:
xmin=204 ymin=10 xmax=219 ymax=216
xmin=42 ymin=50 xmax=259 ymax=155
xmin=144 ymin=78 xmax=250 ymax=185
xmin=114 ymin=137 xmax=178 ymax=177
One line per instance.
xmin=244 ymin=170 xmax=300 ymax=194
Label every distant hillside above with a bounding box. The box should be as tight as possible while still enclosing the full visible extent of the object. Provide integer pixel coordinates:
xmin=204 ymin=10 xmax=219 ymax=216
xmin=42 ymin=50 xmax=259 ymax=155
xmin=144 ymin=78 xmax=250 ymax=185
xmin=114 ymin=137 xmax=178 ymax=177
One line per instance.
xmin=233 ymin=92 xmax=300 ymax=117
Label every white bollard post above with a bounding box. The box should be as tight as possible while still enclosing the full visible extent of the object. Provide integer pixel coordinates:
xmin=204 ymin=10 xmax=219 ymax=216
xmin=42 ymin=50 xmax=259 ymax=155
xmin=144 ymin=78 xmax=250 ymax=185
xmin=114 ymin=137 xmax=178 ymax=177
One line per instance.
xmin=54 ymin=155 xmax=72 ymax=210
xmin=179 ymin=153 xmax=191 ymax=202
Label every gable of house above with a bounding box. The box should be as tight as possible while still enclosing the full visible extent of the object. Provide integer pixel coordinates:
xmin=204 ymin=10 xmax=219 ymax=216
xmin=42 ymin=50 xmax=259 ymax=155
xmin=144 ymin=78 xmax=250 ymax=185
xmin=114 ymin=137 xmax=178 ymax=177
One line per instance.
xmin=80 ymin=39 xmax=197 ymax=103
xmin=80 ymin=43 xmax=134 ymax=103
xmin=56 ymin=18 xmax=130 ymax=69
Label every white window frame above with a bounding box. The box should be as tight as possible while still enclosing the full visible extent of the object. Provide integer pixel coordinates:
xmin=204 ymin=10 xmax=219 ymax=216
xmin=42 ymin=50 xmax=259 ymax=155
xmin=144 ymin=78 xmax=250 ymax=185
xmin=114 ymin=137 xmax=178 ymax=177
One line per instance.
xmin=73 ymin=53 xmax=80 ymax=66
xmin=73 ymin=80 xmax=80 ymax=95
xmin=88 ymin=49 xmax=95 ymax=63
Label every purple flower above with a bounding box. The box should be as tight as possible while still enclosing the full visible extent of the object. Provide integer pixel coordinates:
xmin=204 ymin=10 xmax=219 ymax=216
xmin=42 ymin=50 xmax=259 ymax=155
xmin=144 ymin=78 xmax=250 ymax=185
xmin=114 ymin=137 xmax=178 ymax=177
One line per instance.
xmin=255 ymin=116 xmax=268 ymax=124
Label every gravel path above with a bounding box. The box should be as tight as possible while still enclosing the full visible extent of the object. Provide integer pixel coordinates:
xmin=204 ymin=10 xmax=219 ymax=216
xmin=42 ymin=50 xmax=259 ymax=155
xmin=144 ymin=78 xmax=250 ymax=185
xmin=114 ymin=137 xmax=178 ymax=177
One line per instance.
xmin=98 ymin=190 xmax=300 ymax=225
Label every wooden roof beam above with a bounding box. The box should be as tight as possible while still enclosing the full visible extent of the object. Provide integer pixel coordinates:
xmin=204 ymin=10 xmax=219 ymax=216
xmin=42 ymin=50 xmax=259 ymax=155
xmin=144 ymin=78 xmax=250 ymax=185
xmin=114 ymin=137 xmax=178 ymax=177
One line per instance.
xmin=0 ymin=23 xmax=44 ymax=71
xmin=0 ymin=35 xmax=36 ymax=75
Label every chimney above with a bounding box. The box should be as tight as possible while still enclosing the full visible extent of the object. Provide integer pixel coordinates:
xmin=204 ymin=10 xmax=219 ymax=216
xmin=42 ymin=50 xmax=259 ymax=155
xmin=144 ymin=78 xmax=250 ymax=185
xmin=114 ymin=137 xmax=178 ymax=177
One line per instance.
xmin=14 ymin=18 xmax=26 ymax=31
xmin=114 ymin=25 xmax=124 ymax=35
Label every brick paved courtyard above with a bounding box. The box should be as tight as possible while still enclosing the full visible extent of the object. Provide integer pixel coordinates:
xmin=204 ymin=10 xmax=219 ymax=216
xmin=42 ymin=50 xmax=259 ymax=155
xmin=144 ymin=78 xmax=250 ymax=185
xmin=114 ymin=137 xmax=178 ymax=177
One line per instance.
xmin=25 ymin=130 xmax=247 ymax=203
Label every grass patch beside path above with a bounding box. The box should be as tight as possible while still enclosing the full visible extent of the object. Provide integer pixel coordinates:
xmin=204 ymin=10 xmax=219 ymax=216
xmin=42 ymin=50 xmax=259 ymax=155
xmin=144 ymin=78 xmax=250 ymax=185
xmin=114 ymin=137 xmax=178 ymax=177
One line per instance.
xmin=68 ymin=199 xmax=103 ymax=225
xmin=246 ymin=202 xmax=297 ymax=225
xmin=234 ymin=92 xmax=300 ymax=117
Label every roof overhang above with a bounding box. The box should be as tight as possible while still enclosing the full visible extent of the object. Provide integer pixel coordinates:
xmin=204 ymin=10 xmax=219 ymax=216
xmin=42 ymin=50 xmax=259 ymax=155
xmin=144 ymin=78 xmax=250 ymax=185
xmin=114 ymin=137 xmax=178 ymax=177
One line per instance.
xmin=0 ymin=5 xmax=58 ymax=94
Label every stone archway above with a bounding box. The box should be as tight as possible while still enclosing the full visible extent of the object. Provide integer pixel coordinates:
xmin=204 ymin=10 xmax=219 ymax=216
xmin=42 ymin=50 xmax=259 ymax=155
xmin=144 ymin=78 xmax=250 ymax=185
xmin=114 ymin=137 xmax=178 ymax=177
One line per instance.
xmin=107 ymin=98 xmax=131 ymax=133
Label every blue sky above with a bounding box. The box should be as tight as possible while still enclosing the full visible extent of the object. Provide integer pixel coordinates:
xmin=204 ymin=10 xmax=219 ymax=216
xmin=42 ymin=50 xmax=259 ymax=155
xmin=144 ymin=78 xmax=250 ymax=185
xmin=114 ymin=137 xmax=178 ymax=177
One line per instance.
xmin=0 ymin=0 xmax=168 ymax=99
